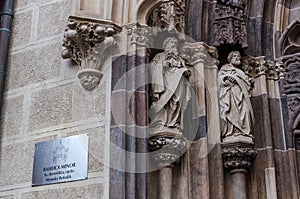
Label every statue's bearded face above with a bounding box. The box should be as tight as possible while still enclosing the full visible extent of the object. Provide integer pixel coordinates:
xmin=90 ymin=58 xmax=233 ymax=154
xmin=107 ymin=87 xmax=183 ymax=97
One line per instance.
xmin=230 ymin=52 xmax=241 ymax=66
xmin=164 ymin=38 xmax=178 ymax=54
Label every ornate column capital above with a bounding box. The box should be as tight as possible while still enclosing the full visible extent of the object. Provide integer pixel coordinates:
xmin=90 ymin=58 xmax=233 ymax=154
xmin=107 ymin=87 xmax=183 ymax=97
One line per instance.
xmin=275 ymin=58 xmax=285 ymax=79
xmin=221 ymin=142 xmax=257 ymax=173
xmin=125 ymin=23 xmax=153 ymax=47
xmin=242 ymin=56 xmax=284 ymax=80
xmin=148 ymin=133 xmax=187 ymax=168
xmin=62 ymin=16 xmax=121 ymax=90
xmin=181 ymin=42 xmax=219 ymax=66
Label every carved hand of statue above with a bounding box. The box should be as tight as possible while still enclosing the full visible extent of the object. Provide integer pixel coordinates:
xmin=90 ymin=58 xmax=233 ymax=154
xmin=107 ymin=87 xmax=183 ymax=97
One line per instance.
xmin=249 ymin=77 xmax=255 ymax=91
xmin=183 ymin=70 xmax=191 ymax=79
xmin=153 ymin=93 xmax=160 ymax=103
xmin=225 ymin=76 xmax=236 ymax=84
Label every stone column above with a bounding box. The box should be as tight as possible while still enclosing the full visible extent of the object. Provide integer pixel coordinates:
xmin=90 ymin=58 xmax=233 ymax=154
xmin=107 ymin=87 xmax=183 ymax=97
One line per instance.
xmin=221 ymin=142 xmax=257 ymax=199
xmin=159 ymin=165 xmax=174 ymax=199
xmin=149 ymin=134 xmax=187 ymax=199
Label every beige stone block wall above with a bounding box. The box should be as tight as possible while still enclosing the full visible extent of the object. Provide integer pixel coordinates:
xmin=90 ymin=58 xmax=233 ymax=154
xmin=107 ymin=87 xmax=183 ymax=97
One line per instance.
xmin=0 ymin=0 xmax=111 ymax=198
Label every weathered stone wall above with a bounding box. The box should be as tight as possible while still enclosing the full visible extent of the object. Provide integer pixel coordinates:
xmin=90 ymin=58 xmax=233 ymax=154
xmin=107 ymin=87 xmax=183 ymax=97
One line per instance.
xmin=0 ymin=0 xmax=110 ymax=198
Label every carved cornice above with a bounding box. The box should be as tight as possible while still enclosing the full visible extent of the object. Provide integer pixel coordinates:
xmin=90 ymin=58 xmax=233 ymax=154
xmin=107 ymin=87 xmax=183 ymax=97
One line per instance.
xmin=126 ymin=23 xmax=153 ymax=47
xmin=181 ymin=42 xmax=219 ymax=66
xmin=148 ymin=0 xmax=185 ymax=32
xmin=62 ymin=16 xmax=121 ymax=90
xmin=222 ymin=142 xmax=257 ymax=172
xmin=218 ymin=0 xmax=246 ymax=9
xmin=242 ymin=56 xmax=284 ymax=80
xmin=149 ymin=133 xmax=187 ymax=167
xmin=213 ymin=1 xmax=247 ymax=48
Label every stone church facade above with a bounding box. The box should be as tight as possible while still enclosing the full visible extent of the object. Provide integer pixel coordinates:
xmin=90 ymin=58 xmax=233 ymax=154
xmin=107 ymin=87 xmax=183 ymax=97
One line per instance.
xmin=0 ymin=0 xmax=299 ymax=198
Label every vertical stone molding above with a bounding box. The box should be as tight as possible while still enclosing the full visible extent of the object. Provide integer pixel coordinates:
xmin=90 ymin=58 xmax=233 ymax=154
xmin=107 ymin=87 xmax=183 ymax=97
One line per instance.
xmin=62 ymin=16 xmax=121 ymax=90
xmin=213 ymin=0 xmax=248 ymax=48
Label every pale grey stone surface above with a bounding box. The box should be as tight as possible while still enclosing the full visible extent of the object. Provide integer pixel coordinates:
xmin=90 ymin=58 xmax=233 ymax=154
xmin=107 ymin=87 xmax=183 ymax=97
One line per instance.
xmin=37 ymin=0 xmax=72 ymax=39
xmin=0 ymin=141 xmax=34 ymax=186
xmin=72 ymin=80 xmax=106 ymax=122
xmin=95 ymin=82 xmax=106 ymax=117
xmin=87 ymin=127 xmax=105 ymax=173
xmin=15 ymin=0 xmax=37 ymax=10
xmin=63 ymin=127 xmax=106 ymax=173
xmin=62 ymin=59 xmax=79 ymax=80
xmin=7 ymin=42 xmax=61 ymax=90
xmin=290 ymin=8 xmax=300 ymax=24
xmin=0 ymin=96 xmax=24 ymax=137
xmin=29 ymin=83 xmax=74 ymax=131
xmin=11 ymin=10 xmax=32 ymax=48
xmin=0 ymin=196 xmax=14 ymax=199
xmin=21 ymin=184 xmax=104 ymax=199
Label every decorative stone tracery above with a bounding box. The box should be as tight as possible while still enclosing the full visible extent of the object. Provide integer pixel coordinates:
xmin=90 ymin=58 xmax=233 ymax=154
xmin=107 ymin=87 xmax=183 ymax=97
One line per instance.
xmin=126 ymin=23 xmax=153 ymax=48
xmin=147 ymin=0 xmax=185 ymax=32
xmin=62 ymin=16 xmax=121 ymax=90
xmin=213 ymin=0 xmax=248 ymax=48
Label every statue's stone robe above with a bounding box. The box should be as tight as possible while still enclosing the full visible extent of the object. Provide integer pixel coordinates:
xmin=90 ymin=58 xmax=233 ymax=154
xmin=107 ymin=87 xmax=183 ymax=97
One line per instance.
xmin=149 ymin=52 xmax=198 ymax=135
xmin=218 ymin=64 xmax=254 ymax=138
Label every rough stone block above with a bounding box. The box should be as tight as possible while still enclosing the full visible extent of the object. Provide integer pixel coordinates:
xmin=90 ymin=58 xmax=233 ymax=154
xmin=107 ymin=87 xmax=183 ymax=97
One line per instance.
xmin=290 ymin=9 xmax=300 ymax=24
xmin=0 ymin=96 xmax=24 ymax=138
xmin=21 ymin=184 xmax=104 ymax=199
xmin=11 ymin=10 xmax=32 ymax=48
xmin=37 ymin=0 xmax=72 ymax=39
xmin=72 ymin=80 xmax=106 ymax=122
xmin=88 ymin=128 xmax=106 ymax=173
xmin=15 ymin=0 xmax=37 ymax=10
xmin=29 ymin=84 xmax=74 ymax=131
xmin=7 ymin=42 xmax=61 ymax=90
xmin=63 ymin=127 xmax=106 ymax=173
xmin=0 ymin=141 xmax=34 ymax=186
xmin=291 ymin=1 xmax=300 ymax=9
xmin=0 ymin=196 xmax=14 ymax=199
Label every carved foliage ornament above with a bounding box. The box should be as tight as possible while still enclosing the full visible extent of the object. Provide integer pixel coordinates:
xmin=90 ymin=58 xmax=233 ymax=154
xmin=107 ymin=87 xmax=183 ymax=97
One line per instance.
xmin=213 ymin=1 xmax=247 ymax=48
xmin=242 ymin=56 xmax=285 ymax=80
xmin=222 ymin=146 xmax=257 ymax=171
xmin=149 ymin=134 xmax=187 ymax=167
xmin=126 ymin=23 xmax=153 ymax=47
xmin=62 ymin=16 xmax=121 ymax=90
xmin=181 ymin=42 xmax=219 ymax=66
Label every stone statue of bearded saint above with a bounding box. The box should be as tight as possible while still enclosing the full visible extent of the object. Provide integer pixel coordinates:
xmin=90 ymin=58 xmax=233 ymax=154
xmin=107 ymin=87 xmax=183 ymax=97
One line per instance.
xmin=149 ymin=37 xmax=197 ymax=136
xmin=218 ymin=51 xmax=254 ymax=142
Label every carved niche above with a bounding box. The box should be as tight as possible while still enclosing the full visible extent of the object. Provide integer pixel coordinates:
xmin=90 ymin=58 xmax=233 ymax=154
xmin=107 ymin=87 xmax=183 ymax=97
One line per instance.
xmin=147 ymin=0 xmax=185 ymax=32
xmin=213 ymin=0 xmax=248 ymax=48
xmin=62 ymin=16 xmax=121 ymax=90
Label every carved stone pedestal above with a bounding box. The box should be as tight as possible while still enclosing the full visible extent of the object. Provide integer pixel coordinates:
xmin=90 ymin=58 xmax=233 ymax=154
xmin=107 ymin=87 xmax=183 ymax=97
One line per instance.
xmin=149 ymin=133 xmax=187 ymax=199
xmin=221 ymin=141 xmax=257 ymax=199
